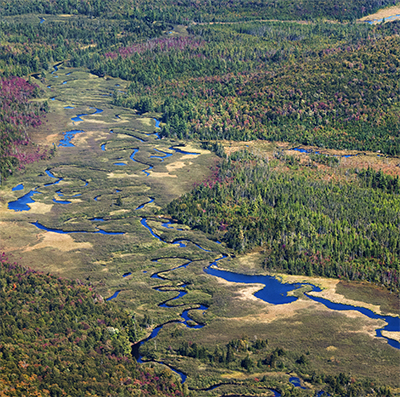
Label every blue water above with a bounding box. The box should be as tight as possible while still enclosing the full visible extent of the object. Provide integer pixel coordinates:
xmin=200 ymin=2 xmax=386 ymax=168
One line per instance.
xmin=305 ymin=293 xmax=400 ymax=349
xmin=89 ymin=107 xmax=103 ymax=115
xmin=123 ymin=272 xmax=132 ymax=277
xmin=342 ymin=154 xmax=359 ymax=158
xmin=59 ymin=130 xmax=84 ymax=147
xmin=106 ymin=290 xmax=122 ymax=301
xmin=47 ymin=85 xmax=51 ymax=88
xmin=143 ymin=270 xmax=147 ymax=273
xmin=66 ymin=72 xmax=72 ymax=76
xmin=203 ymin=257 xmax=400 ymax=348
xmin=39 ymin=18 xmax=45 ymax=23
xmin=290 ymin=377 xmax=306 ymax=389
xmin=64 ymin=106 xmax=74 ymax=109
xmin=142 ymin=166 xmax=153 ymax=176
xmin=114 ymin=162 xmax=127 ymax=166
xmin=8 ymin=190 xmax=40 ymax=211
xmin=45 ymin=169 xmax=57 ymax=179
xmin=154 ymin=118 xmax=161 ymax=128
xmin=94 ymin=195 xmax=100 ymax=201
xmin=51 ymin=97 xmax=55 ymax=101
xmin=205 ymin=259 xmax=310 ymax=305
xmin=173 ymin=241 xmax=186 ymax=248
xmin=141 ymin=218 xmax=162 ymax=241
xmin=12 ymin=184 xmax=23 ymax=191
xmin=366 ymin=14 xmax=400 ymax=24
xmin=150 ymin=148 xmax=173 ymax=162
xmin=134 ymin=198 xmax=155 ymax=210
xmin=290 ymin=147 xmax=312 ymax=154
xmin=90 ymin=218 xmax=105 ymax=222
xmin=169 ymin=146 xmax=200 ymax=155
xmin=130 ymin=148 xmax=139 ymax=162
xmin=53 ymin=198 xmax=71 ymax=204
xmin=115 ymin=84 xmax=120 ymax=87
xmin=71 ymin=114 xmax=87 ymax=123
xmin=289 ymin=147 xmax=320 ymax=155
xmin=161 ymin=220 xmax=174 ymax=229
xmin=101 ymin=144 xmax=106 ymax=151
xmin=62 ymin=81 xmax=67 ymax=85
xmin=131 ymin=135 xmax=145 ymax=142
xmin=31 ymin=221 xmax=124 ymax=235
xmin=158 ymin=289 xmax=187 ymax=308
xmin=181 ymin=306 xmax=207 ymax=329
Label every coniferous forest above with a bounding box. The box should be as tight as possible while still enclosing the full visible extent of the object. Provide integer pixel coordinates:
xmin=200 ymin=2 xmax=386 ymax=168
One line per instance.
xmin=0 ymin=0 xmax=399 ymax=395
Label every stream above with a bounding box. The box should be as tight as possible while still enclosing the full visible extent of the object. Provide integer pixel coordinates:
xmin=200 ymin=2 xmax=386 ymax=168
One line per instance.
xmin=6 ymin=72 xmax=399 ymax=392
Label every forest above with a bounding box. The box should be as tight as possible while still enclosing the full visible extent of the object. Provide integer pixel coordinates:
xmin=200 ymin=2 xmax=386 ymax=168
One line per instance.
xmin=0 ymin=0 xmax=399 ymax=395
xmin=0 ymin=259 xmax=186 ymax=396
xmin=166 ymin=150 xmax=400 ymax=291
xmin=0 ymin=76 xmax=48 ymax=181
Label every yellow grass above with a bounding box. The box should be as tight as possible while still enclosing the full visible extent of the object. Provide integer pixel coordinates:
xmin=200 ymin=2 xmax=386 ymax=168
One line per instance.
xmin=23 ymin=202 xmax=54 ymax=214
xmin=24 ymin=232 xmax=92 ymax=252
xmin=358 ymin=5 xmax=400 ymax=23
xmin=381 ymin=331 xmax=400 ymax=343
xmin=166 ymin=161 xmax=193 ymax=172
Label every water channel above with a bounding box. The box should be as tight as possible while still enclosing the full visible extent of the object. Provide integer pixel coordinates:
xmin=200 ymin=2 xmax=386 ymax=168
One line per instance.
xmin=6 ymin=73 xmax=399 ymax=393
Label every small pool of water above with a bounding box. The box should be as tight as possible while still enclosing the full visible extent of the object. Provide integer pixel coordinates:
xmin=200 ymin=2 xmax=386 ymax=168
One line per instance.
xmin=8 ymin=190 xmax=40 ymax=211
xmin=106 ymin=290 xmax=121 ymax=301
xmin=64 ymin=106 xmax=74 ymax=109
xmin=169 ymin=146 xmax=200 ymax=155
xmin=12 ymin=184 xmax=24 ymax=191
xmin=122 ymin=272 xmax=132 ymax=277
xmin=89 ymin=107 xmax=103 ymax=115
xmin=101 ymin=144 xmax=106 ymax=151
xmin=289 ymin=377 xmax=306 ymax=389
xmin=59 ymin=130 xmax=84 ymax=147
xmin=114 ymin=162 xmax=127 ymax=166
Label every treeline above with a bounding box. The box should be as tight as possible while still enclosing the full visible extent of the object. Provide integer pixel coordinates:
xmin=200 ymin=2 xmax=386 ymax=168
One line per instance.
xmin=165 ymin=151 xmax=400 ymax=291
xmin=104 ymin=20 xmax=375 ymax=89
xmin=0 ymin=0 xmax=396 ymax=22
xmin=171 ymin=336 xmax=393 ymax=396
xmin=0 ymin=76 xmax=48 ymax=181
xmin=0 ymin=258 xmax=186 ymax=397
xmin=0 ymin=17 xmax=166 ymax=77
xmin=108 ymin=20 xmax=400 ymax=154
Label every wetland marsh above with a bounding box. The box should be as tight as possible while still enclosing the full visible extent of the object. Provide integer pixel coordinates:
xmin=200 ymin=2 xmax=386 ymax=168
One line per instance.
xmin=1 ymin=66 xmax=399 ymax=395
